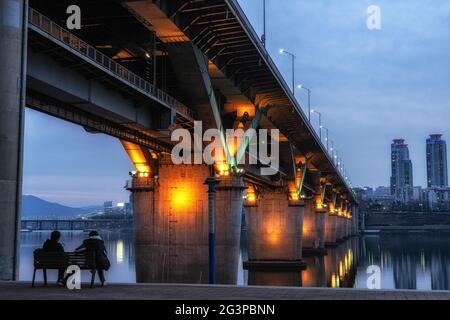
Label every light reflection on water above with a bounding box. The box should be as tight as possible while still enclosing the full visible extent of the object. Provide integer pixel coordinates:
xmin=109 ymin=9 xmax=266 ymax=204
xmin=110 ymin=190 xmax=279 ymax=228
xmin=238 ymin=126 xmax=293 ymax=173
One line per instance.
xmin=19 ymin=231 xmax=136 ymax=284
xmin=19 ymin=231 xmax=450 ymax=290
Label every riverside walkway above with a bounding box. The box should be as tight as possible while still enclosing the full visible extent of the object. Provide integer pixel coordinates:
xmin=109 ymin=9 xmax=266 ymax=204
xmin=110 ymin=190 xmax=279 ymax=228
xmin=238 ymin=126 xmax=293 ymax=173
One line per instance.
xmin=1 ymin=282 xmax=449 ymax=300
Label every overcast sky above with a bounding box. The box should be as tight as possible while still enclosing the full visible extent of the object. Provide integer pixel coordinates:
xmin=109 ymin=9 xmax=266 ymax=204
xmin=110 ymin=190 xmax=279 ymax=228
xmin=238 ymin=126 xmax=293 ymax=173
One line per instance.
xmin=23 ymin=0 xmax=450 ymax=206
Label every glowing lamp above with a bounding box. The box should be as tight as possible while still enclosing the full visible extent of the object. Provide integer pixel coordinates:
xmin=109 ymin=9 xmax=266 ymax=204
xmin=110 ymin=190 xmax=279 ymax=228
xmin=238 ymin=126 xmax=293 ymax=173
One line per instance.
xmin=289 ymin=192 xmax=299 ymax=201
xmin=316 ymin=201 xmax=323 ymax=210
xmin=215 ymin=163 xmax=230 ymax=176
xmin=244 ymin=186 xmax=257 ymax=206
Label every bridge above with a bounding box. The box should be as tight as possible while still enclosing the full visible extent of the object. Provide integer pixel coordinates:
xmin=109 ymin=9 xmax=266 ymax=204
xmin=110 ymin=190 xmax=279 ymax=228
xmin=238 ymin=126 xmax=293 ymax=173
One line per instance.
xmin=21 ymin=219 xmax=133 ymax=231
xmin=0 ymin=0 xmax=359 ymax=284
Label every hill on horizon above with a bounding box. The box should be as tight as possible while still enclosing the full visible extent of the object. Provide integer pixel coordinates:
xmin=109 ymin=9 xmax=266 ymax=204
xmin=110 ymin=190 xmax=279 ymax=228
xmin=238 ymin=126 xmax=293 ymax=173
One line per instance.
xmin=21 ymin=195 xmax=102 ymax=219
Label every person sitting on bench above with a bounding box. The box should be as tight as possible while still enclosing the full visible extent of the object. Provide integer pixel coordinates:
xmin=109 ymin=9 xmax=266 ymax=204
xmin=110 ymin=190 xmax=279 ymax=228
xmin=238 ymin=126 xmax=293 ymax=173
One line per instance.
xmin=75 ymin=230 xmax=110 ymax=286
xmin=42 ymin=230 xmax=65 ymax=286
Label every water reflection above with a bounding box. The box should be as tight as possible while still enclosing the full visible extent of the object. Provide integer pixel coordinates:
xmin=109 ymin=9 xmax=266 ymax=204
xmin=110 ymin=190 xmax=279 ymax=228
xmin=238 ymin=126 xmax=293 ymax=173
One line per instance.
xmin=246 ymin=238 xmax=359 ymax=288
xmin=356 ymin=234 xmax=450 ymax=290
xmin=20 ymin=231 xmax=135 ymax=283
xmin=19 ymin=231 xmax=450 ymax=290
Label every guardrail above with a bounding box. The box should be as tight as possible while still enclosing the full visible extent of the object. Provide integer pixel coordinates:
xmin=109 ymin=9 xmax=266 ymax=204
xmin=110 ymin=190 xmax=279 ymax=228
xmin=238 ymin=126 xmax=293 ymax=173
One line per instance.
xmin=124 ymin=178 xmax=154 ymax=190
xmin=21 ymin=219 xmax=133 ymax=231
xmin=28 ymin=7 xmax=194 ymax=120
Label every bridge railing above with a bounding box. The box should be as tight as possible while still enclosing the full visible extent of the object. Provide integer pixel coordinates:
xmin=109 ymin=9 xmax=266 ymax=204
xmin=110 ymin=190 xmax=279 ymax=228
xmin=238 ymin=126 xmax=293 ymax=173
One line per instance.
xmin=124 ymin=178 xmax=154 ymax=191
xmin=28 ymin=8 xmax=194 ymax=120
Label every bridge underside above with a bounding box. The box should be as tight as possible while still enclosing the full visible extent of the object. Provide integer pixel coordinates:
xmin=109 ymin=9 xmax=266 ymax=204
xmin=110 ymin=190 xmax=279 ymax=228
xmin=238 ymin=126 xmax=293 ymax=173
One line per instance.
xmin=0 ymin=0 xmax=359 ymax=282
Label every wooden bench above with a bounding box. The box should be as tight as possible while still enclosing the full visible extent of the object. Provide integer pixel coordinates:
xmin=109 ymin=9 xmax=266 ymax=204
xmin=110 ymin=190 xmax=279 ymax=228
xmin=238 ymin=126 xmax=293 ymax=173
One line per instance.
xmin=32 ymin=249 xmax=97 ymax=288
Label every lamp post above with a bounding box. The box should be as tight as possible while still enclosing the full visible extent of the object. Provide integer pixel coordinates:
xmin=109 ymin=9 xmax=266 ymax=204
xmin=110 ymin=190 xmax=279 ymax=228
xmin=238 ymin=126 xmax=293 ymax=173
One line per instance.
xmin=330 ymin=140 xmax=335 ymax=160
xmin=321 ymin=125 xmax=329 ymax=151
xmin=298 ymin=85 xmax=311 ymax=121
xmin=204 ymin=177 xmax=220 ymax=284
xmin=279 ymin=49 xmax=296 ymax=95
xmin=310 ymin=108 xmax=322 ymax=140
xmin=262 ymin=0 xmax=266 ymax=47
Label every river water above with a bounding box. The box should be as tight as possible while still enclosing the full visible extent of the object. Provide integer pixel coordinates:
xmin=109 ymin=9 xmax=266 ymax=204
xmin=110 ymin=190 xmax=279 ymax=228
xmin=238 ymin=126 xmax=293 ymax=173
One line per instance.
xmin=19 ymin=231 xmax=450 ymax=290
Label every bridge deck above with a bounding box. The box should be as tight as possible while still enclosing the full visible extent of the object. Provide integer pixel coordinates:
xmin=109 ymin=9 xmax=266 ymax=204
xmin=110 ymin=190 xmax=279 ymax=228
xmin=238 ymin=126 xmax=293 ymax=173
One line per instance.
xmin=28 ymin=7 xmax=194 ymax=122
xmin=1 ymin=282 xmax=449 ymax=300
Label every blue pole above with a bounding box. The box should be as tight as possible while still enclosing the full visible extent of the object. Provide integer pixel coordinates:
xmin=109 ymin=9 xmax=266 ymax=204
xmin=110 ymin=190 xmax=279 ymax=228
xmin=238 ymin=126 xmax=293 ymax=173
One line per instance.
xmin=204 ymin=177 xmax=220 ymax=284
xmin=208 ymin=232 xmax=216 ymax=284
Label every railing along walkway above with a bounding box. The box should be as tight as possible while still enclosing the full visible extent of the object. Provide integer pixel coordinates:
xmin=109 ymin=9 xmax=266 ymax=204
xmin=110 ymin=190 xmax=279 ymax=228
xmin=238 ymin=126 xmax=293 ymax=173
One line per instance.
xmin=28 ymin=7 xmax=194 ymax=121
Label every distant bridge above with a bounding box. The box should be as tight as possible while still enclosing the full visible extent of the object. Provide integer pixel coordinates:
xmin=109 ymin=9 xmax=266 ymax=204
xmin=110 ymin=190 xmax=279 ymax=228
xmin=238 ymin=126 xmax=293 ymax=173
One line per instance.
xmin=21 ymin=219 xmax=133 ymax=231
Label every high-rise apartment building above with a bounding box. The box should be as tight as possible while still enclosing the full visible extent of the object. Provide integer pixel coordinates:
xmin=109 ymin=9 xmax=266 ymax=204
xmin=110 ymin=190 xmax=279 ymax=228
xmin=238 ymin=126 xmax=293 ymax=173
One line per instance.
xmin=390 ymin=139 xmax=413 ymax=202
xmin=426 ymin=134 xmax=448 ymax=188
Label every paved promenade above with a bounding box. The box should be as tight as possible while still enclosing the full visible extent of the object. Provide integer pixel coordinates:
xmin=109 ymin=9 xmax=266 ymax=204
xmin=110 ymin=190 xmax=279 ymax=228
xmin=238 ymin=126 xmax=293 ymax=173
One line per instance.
xmin=1 ymin=282 xmax=450 ymax=300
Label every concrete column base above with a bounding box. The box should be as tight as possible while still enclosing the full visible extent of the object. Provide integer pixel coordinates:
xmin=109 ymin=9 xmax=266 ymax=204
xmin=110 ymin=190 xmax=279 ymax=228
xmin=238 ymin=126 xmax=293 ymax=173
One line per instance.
xmin=302 ymin=200 xmax=327 ymax=255
xmin=245 ymin=189 xmax=304 ymax=264
xmin=324 ymin=214 xmax=338 ymax=247
xmin=128 ymin=164 xmax=244 ymax=284
xmin=336 ymin=217 xmax=345 ymax=242
xmin=0 ymin=0 xmax=26 ymax=281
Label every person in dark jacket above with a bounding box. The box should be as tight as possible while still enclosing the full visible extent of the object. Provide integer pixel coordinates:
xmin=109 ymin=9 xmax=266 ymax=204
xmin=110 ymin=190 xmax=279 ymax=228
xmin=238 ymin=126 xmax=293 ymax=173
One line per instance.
xmin=75 ymin=230 xmax=110 ymax=286
xmin=43 ymin=230 xmax=65 ymax=285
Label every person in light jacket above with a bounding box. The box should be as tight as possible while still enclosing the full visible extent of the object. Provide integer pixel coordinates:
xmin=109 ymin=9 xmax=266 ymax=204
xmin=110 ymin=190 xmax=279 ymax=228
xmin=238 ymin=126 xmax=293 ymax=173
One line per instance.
xmin=75 ymin=230 xmax=110 ymax=286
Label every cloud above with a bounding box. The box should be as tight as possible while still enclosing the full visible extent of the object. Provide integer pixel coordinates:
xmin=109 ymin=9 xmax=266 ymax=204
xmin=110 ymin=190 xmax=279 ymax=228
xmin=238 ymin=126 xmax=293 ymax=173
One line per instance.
xmin=239 ymin=0 xmax=450 ymax=187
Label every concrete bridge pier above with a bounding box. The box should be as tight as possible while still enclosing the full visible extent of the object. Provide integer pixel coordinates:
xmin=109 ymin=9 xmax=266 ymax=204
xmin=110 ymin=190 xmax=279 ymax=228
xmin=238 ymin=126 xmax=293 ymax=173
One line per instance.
xmin=214 ymin=175 xmax=246 ymax=284
xmin=244 ymin=188 xmax=305 ymax=269
xmin=0 ymin=0 xmax=27 ymax=280
xmin=302 ymin=198 xmax=326 ymax=255
xmin=345 ymin=217 xmax=350 ymax=239
xmin=343 ymin=204 xmax=351 ymax=239
xmin=324 ymin=211 xmax=338 ymax=247
xmin=128 ymin=162 xmax=244 ymax=284
xmin=336 ymin=214 xmax=345 ymax=243
xmin=351 ymin=206 xmax=359 ymax=236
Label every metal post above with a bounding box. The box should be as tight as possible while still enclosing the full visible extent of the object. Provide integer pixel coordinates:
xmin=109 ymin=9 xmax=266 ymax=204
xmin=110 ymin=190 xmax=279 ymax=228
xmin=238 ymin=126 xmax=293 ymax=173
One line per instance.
xmin=291 ymin=55 xmax=295 ymax=96
xmin=307 ymin=89 xmax=311 ymax=121
xmin=280 ymin=50 xmax=296 ymax=95
xmin=318 ymin=113 xmax=322 ymax=140
xmin=204 ymin=177 xmax=220 ymax=284
xmin=262 ymin=0 xmax=266 ymax=47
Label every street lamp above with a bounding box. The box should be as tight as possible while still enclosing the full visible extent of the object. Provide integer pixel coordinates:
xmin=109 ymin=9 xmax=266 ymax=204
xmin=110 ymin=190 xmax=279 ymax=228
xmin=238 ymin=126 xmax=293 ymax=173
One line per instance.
xmin=334 ymin=150 xmax=339 ymax=166
xmin=261 ymin=0 xmax=266 ymax=47
xmin=330 ymin=140 xmax=335 ymax=160
xmin=279 ymin=49 xmax=296 ymax=95
xmin=298 ymin=85 xmax=311 ymax=121
xmin=310 ymin=108 xmax=322 ymax=140
xmin=321 ymin=125 xmax=329 ymax=151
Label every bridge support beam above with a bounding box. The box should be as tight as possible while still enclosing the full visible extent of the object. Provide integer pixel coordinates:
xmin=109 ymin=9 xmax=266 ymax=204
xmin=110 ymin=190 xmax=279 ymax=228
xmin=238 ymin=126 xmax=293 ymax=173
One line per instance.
xmin=244 ymin=189 xmax=305 ymax=268
xmin=302 ymin=199 xmax=326 ymax=255
xmin=351 ymin=206 xmax=359 ymax=236
xmin=336 ymin=216 xmax=345 ymax=242
xmin=343 ymin=203 xmax=350 ymax=239
xmin=344 ymin=217 xmax=350 ymax=239
xmin=0 ymin=0 xmax=27 ymax=280
xmin=128 ymin=162 xmax=244 ymax=284
xmin=324 ymin=213 xmax=338 ymax=246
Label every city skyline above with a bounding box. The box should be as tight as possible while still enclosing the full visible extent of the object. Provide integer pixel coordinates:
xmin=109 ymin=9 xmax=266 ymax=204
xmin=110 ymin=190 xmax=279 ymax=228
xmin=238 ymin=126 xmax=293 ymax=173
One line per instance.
xmin=22 ymin=0 xmax=450 ymax=206
xmin=368 ymin=135 xmax=449 ymax=190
